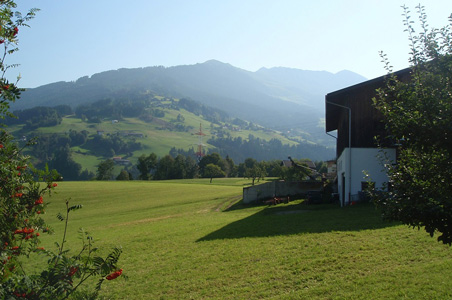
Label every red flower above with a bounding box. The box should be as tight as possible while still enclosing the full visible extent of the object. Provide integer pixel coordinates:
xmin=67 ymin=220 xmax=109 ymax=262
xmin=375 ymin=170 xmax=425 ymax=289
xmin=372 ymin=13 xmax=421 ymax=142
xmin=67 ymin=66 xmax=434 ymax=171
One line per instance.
xmin=2 ymin=84 xmax=9 ymax=90
xmin=0 ymin=144 xmax=3 ymax=148
xmin=0 ymin=40 xmax=4 ymax=44
xmin=106 ymin=269 xmax=123 ymax=280
xmin=13 ymin=27 xmax=18 ymax=36
xmin=11 ymin=246 xmax=19 ymax=250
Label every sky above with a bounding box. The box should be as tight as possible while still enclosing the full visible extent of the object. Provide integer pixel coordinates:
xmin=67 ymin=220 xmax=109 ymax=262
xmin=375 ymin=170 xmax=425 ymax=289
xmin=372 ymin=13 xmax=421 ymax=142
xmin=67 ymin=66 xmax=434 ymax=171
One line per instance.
xmin=6 ymin=0 xmax=452 ymax=88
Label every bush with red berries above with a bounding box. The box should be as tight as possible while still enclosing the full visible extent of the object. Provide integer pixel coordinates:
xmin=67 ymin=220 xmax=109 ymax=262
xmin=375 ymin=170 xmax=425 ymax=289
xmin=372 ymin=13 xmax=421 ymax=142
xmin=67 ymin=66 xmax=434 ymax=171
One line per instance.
xmin=0 ymin=2 xmax=124 ymax=299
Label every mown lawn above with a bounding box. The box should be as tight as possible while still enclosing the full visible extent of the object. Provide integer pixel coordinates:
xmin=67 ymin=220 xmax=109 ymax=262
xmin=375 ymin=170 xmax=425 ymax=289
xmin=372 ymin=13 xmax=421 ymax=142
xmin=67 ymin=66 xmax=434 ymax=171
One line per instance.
xmin=37 ymin=180 xmax=452 ymax=299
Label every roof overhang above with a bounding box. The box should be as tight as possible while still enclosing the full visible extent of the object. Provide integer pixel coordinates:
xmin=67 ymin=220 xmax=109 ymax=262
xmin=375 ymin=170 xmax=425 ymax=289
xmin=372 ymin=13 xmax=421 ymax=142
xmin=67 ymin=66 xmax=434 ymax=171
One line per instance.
xmin=325 ymin=67 xmax=411 ymax=133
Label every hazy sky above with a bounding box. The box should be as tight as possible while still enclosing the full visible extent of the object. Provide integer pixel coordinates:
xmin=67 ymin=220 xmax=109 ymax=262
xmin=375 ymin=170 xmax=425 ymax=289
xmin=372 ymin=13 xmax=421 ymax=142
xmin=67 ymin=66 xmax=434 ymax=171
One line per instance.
xmin=7 ymin=0 xmax=452 ymax=88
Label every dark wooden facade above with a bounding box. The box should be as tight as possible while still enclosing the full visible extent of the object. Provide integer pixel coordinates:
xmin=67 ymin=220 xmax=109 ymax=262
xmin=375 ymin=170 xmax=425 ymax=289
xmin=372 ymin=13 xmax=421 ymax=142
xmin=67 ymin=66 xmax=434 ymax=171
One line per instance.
xmin=325 ymin=68 xmax=411 ymax=158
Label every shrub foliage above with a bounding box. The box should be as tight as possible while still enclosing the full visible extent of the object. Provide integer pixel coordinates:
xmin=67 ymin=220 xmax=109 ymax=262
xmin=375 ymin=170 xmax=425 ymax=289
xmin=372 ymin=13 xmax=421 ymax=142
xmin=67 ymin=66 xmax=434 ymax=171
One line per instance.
xmin=373 ymin=5 xmax=452 ymax=244
xmin=0 ymin=1 xmax=123 ymax=298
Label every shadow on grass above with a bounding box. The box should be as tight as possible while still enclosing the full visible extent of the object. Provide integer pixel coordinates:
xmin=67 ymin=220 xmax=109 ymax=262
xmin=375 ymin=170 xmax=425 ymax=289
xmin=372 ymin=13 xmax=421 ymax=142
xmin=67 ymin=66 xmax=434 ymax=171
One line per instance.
xmin=197 ymin=202 xmax=398 ymax=242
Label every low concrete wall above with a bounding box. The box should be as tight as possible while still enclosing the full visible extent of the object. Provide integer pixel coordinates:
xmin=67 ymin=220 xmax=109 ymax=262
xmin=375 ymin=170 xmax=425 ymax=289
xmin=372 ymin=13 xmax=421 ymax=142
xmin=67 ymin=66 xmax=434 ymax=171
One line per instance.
xmin=243 ymin=180 xmax=323 ymax=204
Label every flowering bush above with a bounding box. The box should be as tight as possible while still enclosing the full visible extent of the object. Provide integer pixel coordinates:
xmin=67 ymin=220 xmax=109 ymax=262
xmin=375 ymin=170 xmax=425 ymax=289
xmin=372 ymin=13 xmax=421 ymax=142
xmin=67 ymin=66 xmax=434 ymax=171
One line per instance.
xmin=0 ymin=1 xmax=123 ymax=298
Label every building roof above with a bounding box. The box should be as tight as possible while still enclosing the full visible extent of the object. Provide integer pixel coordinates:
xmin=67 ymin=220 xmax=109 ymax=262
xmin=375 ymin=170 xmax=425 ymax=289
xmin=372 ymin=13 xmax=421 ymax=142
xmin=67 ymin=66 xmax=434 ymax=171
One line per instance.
xmin=325 ymin=67 xmax=411 ymax=132
xmin=325 ymin=67 xmax=412 ymax=157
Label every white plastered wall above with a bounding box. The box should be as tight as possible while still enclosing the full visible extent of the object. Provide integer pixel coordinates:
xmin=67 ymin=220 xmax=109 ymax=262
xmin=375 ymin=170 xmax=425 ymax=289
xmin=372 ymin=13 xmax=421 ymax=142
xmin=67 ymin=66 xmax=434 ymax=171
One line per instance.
xmin=336 ymin=148 xmax=396 ymax=206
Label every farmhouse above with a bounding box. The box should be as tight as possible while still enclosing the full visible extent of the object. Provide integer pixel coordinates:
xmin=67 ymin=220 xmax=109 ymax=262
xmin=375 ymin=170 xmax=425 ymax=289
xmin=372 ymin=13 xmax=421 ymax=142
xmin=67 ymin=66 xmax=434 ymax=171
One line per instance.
xmin=112 ymin=156 xmax=131 ymax=166
xmin=325 ymin=68 xmax=411 ymax=206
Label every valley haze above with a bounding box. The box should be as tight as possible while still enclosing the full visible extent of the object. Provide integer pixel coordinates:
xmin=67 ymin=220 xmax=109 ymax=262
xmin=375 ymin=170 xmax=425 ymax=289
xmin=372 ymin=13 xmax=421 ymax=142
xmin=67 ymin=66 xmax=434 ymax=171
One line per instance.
xmin=14 ymin=60 xmax=366 ymax=148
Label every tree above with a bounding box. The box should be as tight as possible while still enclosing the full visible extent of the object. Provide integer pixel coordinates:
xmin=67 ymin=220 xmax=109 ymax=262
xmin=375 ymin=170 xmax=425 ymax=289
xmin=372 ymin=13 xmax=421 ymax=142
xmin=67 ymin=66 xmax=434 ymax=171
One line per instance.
xmin=96 ymin=159 xmax=115 ymax=180
xmin=79 ymin=168 xmax=95 ymax=180
xmin=69 ymin=129 xmax=88 ymax=146
xmin=183 ymin=155 xmax=199 ymax=179
xmin=242 ymin=160 xmax=267 ymax=186
xmin=48 ymin=145 xmax=82 ymax=180
xmin=372 ymin=5 xmax=452 ymax=244
xmin=245 ymin=164 xmax=266 ymax=185
xmin=154 ymin=155 xmax=175 ymax=180
xmin=176 ymin=113 xmax=185 ymax=122
xmin=224 ymin=155 xmax=236 ymax=177
xmin=203 ymin=163 xmax=226 ymax=183
xmin=137 ymin=153 xmax=157 ymax=180
xmin=0 ymin=2 xmax=123 ymax=298
xmin=315 ymin=160 xmax=328 ymax=174
xmin=285 ymin=157 xmax=312 ymax=181
xmin=116 ymin=169 xmax=130 ymax=180
xmin=199 ymin=152 xmax=225 ymax=174
xmin=173 ymin=154 xmax=188 ymax=179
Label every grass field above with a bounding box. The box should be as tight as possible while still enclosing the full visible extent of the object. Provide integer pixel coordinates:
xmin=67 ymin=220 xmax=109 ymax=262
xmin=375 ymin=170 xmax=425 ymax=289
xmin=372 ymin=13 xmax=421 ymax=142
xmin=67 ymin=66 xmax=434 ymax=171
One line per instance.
xmin=37 ymin=180 xmax=452 ymax=299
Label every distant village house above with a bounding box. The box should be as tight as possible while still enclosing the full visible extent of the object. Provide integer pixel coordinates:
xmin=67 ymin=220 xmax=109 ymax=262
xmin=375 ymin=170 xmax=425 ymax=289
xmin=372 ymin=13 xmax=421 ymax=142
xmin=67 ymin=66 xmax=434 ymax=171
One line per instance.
xmin=112 ymin=156 xmax=131 ymax=166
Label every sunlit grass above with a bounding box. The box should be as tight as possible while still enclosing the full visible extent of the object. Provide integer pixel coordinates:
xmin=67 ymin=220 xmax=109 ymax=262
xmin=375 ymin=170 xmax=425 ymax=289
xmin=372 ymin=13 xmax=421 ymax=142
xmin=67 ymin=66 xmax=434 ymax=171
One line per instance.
xmin=36 ymin=180 xmax=452 ymax=299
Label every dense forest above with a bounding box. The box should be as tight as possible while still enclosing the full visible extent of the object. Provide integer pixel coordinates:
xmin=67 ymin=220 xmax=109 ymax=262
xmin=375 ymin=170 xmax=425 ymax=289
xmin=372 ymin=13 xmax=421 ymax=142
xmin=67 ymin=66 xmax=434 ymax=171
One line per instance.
xmin=6 ymin=105 xmax=72 ymax=129
xmin=208 ymin=135 xmax=333 ymax=163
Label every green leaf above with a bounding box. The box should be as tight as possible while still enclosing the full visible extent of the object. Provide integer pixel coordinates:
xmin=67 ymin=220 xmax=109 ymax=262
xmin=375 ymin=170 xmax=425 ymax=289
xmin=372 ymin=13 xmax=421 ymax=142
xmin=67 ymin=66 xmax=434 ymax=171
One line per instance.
xmin=56 ymin=212 xmax=65 ymax=221
xmin=68 ymin=204 xmax=83 ymax=212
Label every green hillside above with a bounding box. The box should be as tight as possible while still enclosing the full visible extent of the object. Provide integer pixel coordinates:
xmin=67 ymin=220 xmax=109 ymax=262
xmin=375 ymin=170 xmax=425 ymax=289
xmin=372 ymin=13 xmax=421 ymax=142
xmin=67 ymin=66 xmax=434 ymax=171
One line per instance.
xmin=34 ymin=180 xmax=452 ymax=299
xmin=14 ymin=61 xmax=366 ymax=147
xmin=8 ymin=96 xmax=324 ymax=175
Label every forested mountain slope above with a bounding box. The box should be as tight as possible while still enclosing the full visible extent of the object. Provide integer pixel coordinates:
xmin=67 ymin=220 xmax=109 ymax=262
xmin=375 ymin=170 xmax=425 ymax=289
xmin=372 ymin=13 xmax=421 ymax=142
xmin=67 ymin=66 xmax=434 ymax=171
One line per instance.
xmin=14 ymin=60 xmax=366 ymax=145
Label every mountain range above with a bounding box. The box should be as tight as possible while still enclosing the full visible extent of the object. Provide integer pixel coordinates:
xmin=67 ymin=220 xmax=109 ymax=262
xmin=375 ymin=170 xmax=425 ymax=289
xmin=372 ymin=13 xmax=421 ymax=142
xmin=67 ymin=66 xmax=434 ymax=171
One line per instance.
xmin=13 ymin=60 xmax=367 ymax=146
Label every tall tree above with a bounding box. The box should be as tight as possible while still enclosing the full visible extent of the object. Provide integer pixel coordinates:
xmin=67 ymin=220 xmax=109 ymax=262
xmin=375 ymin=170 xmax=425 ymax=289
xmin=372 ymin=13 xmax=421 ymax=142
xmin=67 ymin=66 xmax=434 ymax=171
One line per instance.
xmin=137 ymin=153 xmax=157 ymax=180
xmin=154 ymin=155 xmax=175 ymax=180
xmin=116 ymin=169 xmax=130 ymax=180
xmin=239 ymin=158 xmax=267 ymax=185
xmin=199 ymin=152 xmax=225 ymax=174
xmin=96 ymin=159 xmax=115 ymax=180
xmin=372 ymin=5 xmax=452 ymax=244
xmin=173 ymin=154 xmax=189 ymax=179
xmin=0 ymin=2 xmax=123 ymax=298
xmin=48 ymin=145 xmax=82 ymax=180
xmin=203 ymin=163 xmax=226 ymax=183
xmin=224 ymin=155 xmax=236 ymax=177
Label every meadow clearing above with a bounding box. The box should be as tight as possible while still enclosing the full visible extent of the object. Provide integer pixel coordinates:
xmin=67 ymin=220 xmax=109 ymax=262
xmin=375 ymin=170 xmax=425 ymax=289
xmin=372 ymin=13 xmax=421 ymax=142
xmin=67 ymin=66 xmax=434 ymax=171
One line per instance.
xmin=36 ymin=179 xmax=452 ymax=299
